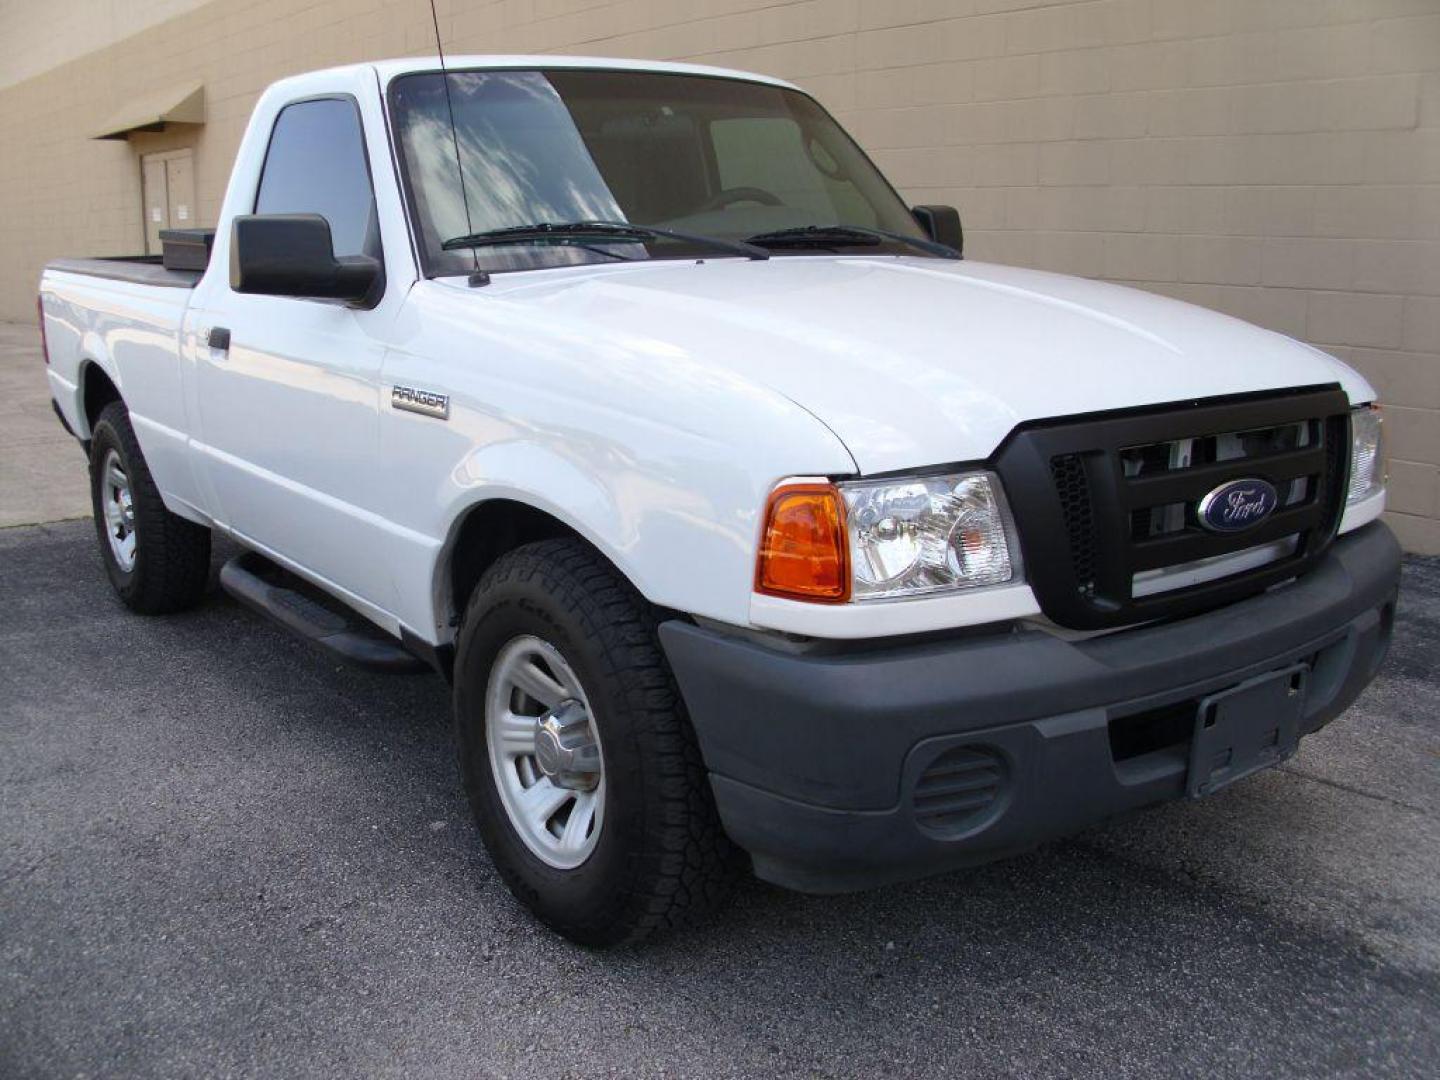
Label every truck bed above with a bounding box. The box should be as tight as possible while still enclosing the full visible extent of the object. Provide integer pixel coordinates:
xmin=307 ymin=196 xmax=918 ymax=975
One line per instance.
xmin=46 ymin=257 xmax=200 ymax=290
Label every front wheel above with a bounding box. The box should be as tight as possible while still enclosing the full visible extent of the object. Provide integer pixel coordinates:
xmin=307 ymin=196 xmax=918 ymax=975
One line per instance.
xmin=453 ymin=538 xmax=738 ymax=946
xmin=89 ymin=401 xmax=211 ymax=613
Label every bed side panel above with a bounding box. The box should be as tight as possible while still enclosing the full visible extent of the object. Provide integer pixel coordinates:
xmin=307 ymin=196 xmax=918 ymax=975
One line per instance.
xmin=39 ymin=269 xmax=209 ymax=522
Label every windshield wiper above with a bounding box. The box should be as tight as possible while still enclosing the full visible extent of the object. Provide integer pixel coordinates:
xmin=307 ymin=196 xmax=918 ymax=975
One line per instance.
xmin=745 ymin=225 xmax=960 ymax=259
xmin=441 ymin=220 xmax=769 ymax=260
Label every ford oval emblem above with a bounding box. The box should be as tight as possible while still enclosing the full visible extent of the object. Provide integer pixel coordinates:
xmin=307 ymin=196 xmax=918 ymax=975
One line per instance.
xmin=1197 ymin=478 xmax=1279 ymax=533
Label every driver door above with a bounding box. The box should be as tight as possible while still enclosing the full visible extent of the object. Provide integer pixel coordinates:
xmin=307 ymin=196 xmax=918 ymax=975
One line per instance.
xmin=187 ymin=93 xmax=398 ymax=618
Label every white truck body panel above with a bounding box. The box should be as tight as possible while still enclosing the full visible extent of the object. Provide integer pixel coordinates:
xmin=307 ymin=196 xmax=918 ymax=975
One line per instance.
xmin=37 ymin=57 xmax=1384 ymax=646
xmin=181 ymin=66 xmax=409 ymax=614
xmin=370 ymin=54 xmax=801 ymax=89
xmin=488 ymin=254 xmax=1374 ymax=475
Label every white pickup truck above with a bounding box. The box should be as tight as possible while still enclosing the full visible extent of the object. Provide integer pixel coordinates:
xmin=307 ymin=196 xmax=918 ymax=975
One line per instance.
xmin=40 ymin=56 xmax=1400 ymax=945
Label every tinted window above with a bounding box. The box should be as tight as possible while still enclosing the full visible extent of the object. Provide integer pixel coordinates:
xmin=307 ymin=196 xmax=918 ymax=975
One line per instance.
xmin=255 ymin=98 xmax=380 ymax=259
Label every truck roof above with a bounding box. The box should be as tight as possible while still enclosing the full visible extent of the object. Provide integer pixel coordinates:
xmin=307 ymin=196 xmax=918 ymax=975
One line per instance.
xmin=268 ymin=55 xmax=800 ymax=94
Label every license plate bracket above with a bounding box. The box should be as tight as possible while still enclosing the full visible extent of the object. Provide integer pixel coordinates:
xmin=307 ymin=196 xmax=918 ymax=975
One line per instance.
xmin=1187 ymin=664 xmax=1307 ymax=799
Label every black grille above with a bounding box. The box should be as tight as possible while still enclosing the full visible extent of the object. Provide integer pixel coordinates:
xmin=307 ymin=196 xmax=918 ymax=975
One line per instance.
xmin=1050 ymin=453 xmax=1098 ymax=595
xmin=995 ymin=387 xmax=1351 ymax=630
xmin=913 ymin=745 xmax=1007 ymax=838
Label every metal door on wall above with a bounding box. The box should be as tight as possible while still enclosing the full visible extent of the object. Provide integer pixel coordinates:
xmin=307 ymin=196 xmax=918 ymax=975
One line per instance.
xmin=141 ymin=149 xmax=197 ymax=253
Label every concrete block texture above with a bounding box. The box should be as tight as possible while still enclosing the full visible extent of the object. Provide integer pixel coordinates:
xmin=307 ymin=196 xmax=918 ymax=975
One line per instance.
xmin=1 ymin=0 xmax=1436 ymax=550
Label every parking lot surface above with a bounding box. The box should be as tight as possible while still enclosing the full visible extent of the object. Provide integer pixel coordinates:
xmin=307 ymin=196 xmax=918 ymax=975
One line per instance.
xmin=2 ymin=517 xmax=1438 ymax=1078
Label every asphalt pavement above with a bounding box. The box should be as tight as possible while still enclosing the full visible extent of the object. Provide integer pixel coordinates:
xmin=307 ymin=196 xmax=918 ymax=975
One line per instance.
xmin=2 ymin=516 xmax=1438 ymax=1078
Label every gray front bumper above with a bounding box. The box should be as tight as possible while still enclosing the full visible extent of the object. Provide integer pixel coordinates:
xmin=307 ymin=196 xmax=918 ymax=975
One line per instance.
xmin=660 ymin=523 xmax=1401 ymax=893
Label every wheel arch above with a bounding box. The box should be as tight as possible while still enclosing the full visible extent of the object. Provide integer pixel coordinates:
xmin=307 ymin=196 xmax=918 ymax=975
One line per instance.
xmin=436 ymin=497 xmax=653 ymax=638
xmin=78 ymin=358 xmax=123 ymax=439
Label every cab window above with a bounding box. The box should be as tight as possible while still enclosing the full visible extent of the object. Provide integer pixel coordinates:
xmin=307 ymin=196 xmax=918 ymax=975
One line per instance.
xmin=254 ymin=97 xmax=381 ymax=260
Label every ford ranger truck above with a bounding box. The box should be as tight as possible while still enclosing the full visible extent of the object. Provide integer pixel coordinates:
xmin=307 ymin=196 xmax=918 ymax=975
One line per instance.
xmin=38 ymin=57 xmax=1400 ymax=946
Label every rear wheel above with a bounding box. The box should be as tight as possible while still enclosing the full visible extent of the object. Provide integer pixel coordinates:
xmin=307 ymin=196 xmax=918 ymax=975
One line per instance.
xmin=453 ymin=537 xmax=738 ymax=946
xmin=89 ymin=401 xmax=211 ymax=613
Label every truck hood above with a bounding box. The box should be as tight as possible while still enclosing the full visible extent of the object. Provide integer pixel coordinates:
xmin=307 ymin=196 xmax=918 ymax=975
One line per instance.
xmin=471 ymin=256 xmax=1373 ymax=474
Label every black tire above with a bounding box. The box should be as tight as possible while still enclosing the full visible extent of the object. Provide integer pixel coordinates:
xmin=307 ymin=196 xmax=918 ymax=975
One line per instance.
xmin=453 ymin=537 xmax=738 ymax=946
xmin=89 ymin=401 xmax=211 ymax=614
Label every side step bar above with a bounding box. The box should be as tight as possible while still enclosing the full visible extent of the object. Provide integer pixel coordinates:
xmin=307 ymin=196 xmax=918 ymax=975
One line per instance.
xmin=219 ymin=551 xmax=427 ymax=673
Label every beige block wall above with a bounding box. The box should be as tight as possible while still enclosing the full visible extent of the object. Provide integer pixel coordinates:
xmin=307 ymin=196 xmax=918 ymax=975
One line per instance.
xmin=0 ymin=0 xmax=211 ymax=91
xmin=1 ymin=0 xmax=1437 ymax=551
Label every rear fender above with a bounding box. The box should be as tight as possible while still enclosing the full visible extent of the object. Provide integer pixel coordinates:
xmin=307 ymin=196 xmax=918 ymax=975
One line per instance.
xmin=76 ymin=335 xmax=121 ymax=437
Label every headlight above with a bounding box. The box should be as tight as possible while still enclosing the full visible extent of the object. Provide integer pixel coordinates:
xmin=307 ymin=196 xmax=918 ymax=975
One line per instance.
xmin=840 ymin=471 xmax=1015 ymax=599
xmin=1348 ymin=404 xmax=1384 ymax=503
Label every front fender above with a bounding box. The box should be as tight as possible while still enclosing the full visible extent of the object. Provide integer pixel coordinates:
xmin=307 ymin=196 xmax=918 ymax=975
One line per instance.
xmin=430 ymin=441 xmax=639 ymax=621
xmin=394 ymin=427 xmax=780 ymax=641
xmin=377 ymin=396 xmax=854 ymax=642
xmin=378 ymin=281 xmax=859 ymax=642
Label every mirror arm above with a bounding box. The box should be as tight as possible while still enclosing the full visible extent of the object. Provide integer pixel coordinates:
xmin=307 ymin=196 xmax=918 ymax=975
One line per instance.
xmin=911 ymin=205 xmax=963 ymax=258
xmin=335 ymin=255 xmax=384 ymax=308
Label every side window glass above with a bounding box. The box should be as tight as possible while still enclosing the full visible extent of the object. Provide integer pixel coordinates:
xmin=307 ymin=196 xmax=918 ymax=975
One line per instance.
xmin=254 ymin=98 xmax=380 ymax=259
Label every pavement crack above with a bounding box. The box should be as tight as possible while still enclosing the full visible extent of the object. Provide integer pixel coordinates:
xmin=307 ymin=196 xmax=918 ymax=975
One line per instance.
xmin=1276 ymin=763 xmax=1429 ymax=816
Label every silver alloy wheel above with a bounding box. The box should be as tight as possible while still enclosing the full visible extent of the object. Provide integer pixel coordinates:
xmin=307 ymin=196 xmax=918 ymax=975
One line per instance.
xmin=100 ymin=448 xmax=138 ymax=572
xmin=485 ymin=635 xmax=605 ymax=869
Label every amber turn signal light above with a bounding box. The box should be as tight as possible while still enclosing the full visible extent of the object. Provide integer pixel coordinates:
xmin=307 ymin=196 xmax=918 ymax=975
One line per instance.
xmin=755 ymin=483 xmax=850 ymax=603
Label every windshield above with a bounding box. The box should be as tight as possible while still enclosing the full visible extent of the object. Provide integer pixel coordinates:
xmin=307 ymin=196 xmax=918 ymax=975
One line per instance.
xmin=387 ymin=68 xmax=931 ymax=276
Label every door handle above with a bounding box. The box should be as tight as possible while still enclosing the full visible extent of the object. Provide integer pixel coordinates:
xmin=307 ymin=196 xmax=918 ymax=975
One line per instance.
xmin=206 ymin=326 xmax=231 ymax=352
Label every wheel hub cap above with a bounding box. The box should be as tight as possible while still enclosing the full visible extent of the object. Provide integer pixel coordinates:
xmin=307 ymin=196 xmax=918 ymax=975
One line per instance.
xmin=484 ymin=636 xmax=606 ymax=869
xmin=533 ymin=700 xmax=601 ymax=790
xmin=100 ymin=448 xmax=137 ymax=572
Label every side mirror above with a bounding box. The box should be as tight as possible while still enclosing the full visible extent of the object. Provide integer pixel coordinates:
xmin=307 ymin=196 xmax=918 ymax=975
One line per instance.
xmin=230 ymin=213 xmax=381 ymax=304
xmin=911 ymin=205 xmax=963 ymax=257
